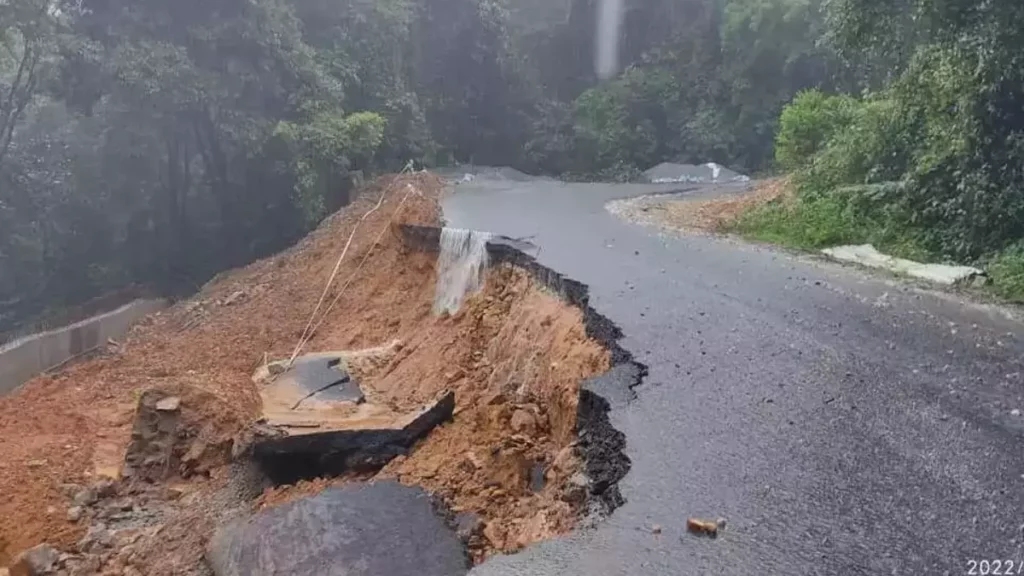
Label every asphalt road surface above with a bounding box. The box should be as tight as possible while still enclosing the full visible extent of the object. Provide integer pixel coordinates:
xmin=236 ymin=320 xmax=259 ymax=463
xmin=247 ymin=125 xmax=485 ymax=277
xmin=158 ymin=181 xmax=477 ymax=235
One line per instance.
xmin=443 ymin=171 xmax=1024 ymax=576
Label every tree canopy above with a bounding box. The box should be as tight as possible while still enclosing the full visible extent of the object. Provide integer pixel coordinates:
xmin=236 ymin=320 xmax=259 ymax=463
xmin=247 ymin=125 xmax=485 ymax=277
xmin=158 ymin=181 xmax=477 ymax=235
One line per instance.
xmin=4 ymin=0 xmax=1024 ymax=326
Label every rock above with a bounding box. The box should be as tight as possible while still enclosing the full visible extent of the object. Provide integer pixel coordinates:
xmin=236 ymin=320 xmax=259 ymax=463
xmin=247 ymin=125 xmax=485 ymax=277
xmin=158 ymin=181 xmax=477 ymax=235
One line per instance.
xmin=154 ymin=396 xmax=181 ymax=412
xmin=26 ymin=460 xmax=46 ymax=469
xmin=67 ymin=507 xmax=83 ymax=523
xmin=483 ymin=391 xmax=506 ymax=406
xmin=548 ymin=446 xmax=576 ymax=476
xmin=686 ymin=517 xmax=720 ymax=538
xmin=562 ymin=472 xmax=589 ymax=505
xmin=66 ymin=554 xmax=101 ymax=576
xmin=453 ymin=512 xmax=483 ymax=542
xmin=510 ymin=409 xmax=537 ymax=434
xmin=164 ymin=485 xmax=187 ymax=500
xmin=206 ymin=482 xmax=469 ymax=576
xmin=482 ymin=521 xmax=504 ymax=549
xmin=122 ymin=389 xmax=184 ymax=482
xmin=221 ymin=290 xmax=246 ymax=306
xmin=462 ymin=452 xmax=484 ymax=471
xmin=58 ymin=484 xmax=82 ymax=498
xmin=651 ymin=524 xmax=662 ymax=534
xmin=10 ymin=544 xmax=60 ymax=576
xmin=93 ymin=480 xmax=117 ymax=499
xmin=72 ymin=488 xmax=97 ymax=507
xmin=1013 ymin=409 xmax=1021 ymax=417
xmin=78 ymin=524 xmax=113 ymax=553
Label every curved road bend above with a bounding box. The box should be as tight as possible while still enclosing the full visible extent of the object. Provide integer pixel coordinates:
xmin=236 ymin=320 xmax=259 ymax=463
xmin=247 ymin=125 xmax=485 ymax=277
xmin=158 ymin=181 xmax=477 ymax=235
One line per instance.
xmin=443 ymin=174 xmax=1024 ymax=576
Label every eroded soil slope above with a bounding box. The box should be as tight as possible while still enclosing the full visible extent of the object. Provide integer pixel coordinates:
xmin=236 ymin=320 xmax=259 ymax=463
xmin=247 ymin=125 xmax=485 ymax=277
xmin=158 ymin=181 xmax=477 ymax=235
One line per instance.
xmin=0 ymin=173 xmax=610 ymax=574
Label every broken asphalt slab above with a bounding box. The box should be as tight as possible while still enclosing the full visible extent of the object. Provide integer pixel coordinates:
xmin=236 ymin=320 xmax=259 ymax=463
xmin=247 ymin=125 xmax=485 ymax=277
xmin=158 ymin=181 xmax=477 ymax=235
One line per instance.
xmin=266 ymin=355 xmax=365 ymax=408
xmin=252 ymin=391 xmax=455 ymax=484
xmin=206 ymin=481 xmax=470 ymax=576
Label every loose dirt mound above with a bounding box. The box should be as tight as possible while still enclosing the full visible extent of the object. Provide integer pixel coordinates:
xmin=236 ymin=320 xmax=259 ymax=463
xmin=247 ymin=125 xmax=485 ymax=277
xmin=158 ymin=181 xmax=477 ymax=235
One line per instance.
xmin=608 ymin=177 xmax=790 ymax=232
xmin=0 ymin=172 xmax=611 ymax=573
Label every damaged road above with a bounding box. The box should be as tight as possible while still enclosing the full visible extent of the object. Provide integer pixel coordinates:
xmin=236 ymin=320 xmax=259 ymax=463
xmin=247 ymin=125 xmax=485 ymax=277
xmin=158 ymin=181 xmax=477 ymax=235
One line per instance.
xmin=444 ymin=170 xmax=1024 ymax=575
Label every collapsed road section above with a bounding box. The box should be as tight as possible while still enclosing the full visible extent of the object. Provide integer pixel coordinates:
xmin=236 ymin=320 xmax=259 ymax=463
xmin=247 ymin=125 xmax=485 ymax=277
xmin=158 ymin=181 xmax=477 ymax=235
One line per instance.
xmin=0 ymin=172 xmax=644 ymax=575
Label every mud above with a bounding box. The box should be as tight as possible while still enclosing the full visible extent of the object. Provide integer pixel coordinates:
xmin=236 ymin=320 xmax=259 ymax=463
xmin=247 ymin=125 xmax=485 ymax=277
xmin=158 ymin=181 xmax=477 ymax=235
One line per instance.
xmin=0 ymin=172 xmax=623 ymax=573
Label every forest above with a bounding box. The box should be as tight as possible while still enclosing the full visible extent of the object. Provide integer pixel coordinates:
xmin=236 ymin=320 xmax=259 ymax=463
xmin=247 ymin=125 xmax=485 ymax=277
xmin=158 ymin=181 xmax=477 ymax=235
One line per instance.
xmin=1 ymin=0 xmax=1022 ymax=331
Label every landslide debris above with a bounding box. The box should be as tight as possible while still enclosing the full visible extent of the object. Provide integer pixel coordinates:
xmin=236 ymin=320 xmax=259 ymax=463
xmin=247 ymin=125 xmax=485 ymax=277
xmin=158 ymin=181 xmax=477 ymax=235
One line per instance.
xmin=0 ymin=172 xmax=615 ymax=573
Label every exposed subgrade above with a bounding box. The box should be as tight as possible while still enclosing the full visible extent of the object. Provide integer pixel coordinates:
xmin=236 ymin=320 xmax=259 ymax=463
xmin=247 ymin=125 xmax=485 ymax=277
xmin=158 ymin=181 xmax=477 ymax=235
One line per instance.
xmin=399 ymin=224 xmax=647 ymax=515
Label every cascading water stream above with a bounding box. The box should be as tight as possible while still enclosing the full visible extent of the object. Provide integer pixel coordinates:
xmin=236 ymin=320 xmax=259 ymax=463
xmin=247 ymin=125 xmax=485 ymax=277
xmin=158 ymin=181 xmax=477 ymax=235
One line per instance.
xmin=433 ymin=227 xmax=493 ymax=314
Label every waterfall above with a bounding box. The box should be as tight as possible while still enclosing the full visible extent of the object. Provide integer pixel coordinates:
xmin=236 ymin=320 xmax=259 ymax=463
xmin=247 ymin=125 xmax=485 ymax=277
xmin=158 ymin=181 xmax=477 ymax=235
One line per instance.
xmin=434 ymin=227 xmax=492 ymax=314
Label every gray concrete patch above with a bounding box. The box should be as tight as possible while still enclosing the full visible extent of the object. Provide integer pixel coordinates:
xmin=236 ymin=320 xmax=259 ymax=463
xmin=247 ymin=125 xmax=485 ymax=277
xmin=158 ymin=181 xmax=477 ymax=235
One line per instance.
xmin=206 ymin=481 xmax=470 ymax=576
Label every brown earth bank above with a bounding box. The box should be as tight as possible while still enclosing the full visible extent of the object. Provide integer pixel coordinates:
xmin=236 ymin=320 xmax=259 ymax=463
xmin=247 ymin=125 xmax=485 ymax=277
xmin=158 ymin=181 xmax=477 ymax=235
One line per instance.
xmin=608 ymin=177 xmax=791 ymax=233
xmin=0 ymin=172 xmax=611 ymax=574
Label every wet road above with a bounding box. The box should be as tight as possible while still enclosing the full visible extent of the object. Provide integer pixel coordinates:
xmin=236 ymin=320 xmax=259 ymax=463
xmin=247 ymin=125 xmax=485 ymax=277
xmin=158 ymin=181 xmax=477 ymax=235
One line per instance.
xmin=444 ymin=173 xmax=1024 ymax=576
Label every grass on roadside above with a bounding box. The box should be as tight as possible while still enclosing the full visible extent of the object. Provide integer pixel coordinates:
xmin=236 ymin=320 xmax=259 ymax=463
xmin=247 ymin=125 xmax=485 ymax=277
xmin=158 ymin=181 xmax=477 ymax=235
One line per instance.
xmin=730 ymin=182 xmax=1024 ymax=302
xmin=729 ymin=187 xmax=931 ymax=262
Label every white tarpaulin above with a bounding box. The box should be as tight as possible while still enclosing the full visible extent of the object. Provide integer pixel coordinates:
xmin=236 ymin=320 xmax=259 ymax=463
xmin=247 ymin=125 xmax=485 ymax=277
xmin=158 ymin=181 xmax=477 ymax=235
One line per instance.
xmin=821 ymin=244 xmax=984 ymax=285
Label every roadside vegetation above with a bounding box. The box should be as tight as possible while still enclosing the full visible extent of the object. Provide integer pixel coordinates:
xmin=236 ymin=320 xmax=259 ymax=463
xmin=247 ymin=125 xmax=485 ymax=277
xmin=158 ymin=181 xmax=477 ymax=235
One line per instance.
xmin=730 ymin=0 xmax=1024 ymax=302
xmin=0 ymin=0 xmax=841 ymax=331
xmin=2 ymin=0 xmax=1024 ymax=329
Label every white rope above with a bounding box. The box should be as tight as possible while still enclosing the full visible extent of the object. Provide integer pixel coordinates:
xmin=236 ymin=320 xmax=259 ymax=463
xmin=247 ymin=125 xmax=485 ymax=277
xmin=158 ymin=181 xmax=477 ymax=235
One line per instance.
xmin=299 ymin=187 xmax=418 ymax=348
xmin=286 ymin=162 xmax=416 ymax=366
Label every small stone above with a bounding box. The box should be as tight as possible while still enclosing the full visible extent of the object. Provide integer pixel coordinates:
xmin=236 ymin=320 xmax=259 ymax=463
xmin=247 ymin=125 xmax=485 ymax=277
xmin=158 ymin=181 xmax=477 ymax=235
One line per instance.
xmin=67 ymin=507 xmax=83 ymax=523
xmin=10 ymin=543 xmax=60 ymax=575
xmin=77 ymin=524 xmax=113 ymax=553
xmin=510 ymin=409 xmax=537 ymax=434
xmin=484 ymin=392 xmax=506 ymax=406
xmin=164 ymin=485 xmax=187 ymax=500
xmin=58 ymin=484 xmax=82 ymax=498
xmin=561 ymin=472 xmax=589 ymax=505
xmin=1012 ymin=409 xmax=1021 ymax=417
xmin=26 ymin=460 xmax=46 ymax=469
xmin=155 ymin=397 xmax=181 ymax=412
xmin=463 ymin=452 xmax=484 ymax=470
xmin=454 ymin=512 xmax=483 ymax=542
xmin=72 ymin=488 xmax=97 ymax=507
xmin=482 ymin=522 xmax=504 ymax=548
xmin=651 ymin=524 xmax=662 ymax=534
xmin=93 ymin=480 xmax=117 ymax=499
xmin=222 ymin=290 xmax=246 ymax=306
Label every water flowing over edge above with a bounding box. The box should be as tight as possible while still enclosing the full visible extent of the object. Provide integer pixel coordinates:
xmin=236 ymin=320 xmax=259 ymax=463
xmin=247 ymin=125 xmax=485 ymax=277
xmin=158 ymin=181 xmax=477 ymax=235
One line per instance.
xmin=433 ymin=227 xmax=493 ymax=314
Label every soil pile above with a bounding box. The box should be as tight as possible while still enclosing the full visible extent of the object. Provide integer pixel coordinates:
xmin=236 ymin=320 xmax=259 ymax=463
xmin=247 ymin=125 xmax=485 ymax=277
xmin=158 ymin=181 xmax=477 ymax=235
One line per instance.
xmin=608 ymin=177 xmax=790 ymax=233
xmin=0 ymin=171 xmax=611 ymax=573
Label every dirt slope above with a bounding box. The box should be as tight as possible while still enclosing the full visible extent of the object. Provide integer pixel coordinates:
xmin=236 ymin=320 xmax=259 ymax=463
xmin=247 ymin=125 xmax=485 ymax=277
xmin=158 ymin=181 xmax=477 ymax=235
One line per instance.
xmin=0 ymin=173 xmax=610 ymax=573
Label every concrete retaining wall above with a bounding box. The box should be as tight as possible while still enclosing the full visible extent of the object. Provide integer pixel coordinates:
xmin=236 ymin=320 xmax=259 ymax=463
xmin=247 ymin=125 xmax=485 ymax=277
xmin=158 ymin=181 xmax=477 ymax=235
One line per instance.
xmin=0 ymin=299 xmax=167 ymax=395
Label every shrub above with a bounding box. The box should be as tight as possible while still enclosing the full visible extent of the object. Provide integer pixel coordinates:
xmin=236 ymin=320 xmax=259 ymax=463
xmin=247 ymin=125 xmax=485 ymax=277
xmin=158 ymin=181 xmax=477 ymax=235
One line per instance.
xmin=774 ymin=90 xmax=858 ymax=173
xmin=989 ymin=242 xmax=1024 ymax=302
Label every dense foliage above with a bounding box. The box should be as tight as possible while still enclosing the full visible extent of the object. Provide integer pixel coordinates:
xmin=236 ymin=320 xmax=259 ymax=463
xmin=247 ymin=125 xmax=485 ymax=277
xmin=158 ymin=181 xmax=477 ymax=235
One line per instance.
xmin=734 ymin=0 xmax=1024 ymax=299
xmin=6 ymin=0 xmax=1024 ymax=325
xmin=0 ymin=0 xmax=845 ymax=328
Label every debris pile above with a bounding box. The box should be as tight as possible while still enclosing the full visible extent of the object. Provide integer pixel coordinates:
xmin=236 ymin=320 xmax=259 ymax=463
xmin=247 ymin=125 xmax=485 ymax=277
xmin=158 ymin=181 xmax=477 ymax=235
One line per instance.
xmin=0 ymin=172 xmax=614 ymax=572
xmin=643 ymin=162 xmax=750 ymax=184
